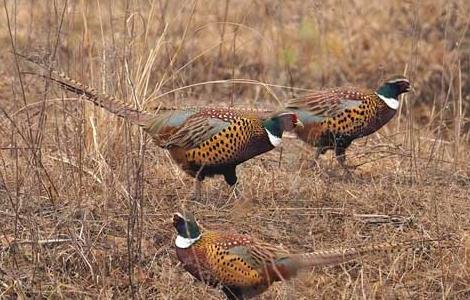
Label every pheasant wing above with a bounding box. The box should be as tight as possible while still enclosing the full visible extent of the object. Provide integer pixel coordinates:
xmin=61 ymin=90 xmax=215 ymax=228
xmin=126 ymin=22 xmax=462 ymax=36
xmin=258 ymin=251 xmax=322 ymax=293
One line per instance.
xmin=287 ymin=88 xmax=369 ymax=118
xmin=162 ymin=115 xmax=231 ymax=149
xmin=207 ymin=234 xmax=289 ymax=286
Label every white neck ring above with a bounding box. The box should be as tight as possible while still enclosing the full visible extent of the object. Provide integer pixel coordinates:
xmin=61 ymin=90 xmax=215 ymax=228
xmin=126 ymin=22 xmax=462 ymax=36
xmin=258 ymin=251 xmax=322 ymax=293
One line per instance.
xmin=376 ymin=93 xmax=399 ymax=110
xmin=175 ymin=234 xmax=201 ymax=249
xmin=265 ymin=129 xmax=282 ymax=147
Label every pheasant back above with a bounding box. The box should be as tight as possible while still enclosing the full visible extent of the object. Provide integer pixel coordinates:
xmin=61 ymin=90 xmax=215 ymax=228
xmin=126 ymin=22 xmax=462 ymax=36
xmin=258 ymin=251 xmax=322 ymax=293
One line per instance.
xmin=185 ymin=117 xmax=269 ymax=167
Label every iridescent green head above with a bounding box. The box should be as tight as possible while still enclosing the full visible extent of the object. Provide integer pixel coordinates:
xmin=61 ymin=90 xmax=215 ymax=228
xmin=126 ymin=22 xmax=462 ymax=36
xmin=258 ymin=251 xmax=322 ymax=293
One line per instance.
xmin=377 ymin=75 xmax=411 ymax=99
xmin=376 ymin=75 xmax=411 ymax=110
xmin=262 ymin=112 xmax=303 ymax=146
xmin=173 ymin=211 xmax=201 ymax=239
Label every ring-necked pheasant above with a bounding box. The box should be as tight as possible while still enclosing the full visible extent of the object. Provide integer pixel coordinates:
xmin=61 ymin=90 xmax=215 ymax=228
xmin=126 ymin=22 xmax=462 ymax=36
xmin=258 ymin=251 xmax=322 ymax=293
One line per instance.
xmin=35 ymin=68 xmax=303 ymax=199
xmin=286 ymin=75 xmax=411 ymax=174
xmin=173 ymin=211 xmax=440 ymax=300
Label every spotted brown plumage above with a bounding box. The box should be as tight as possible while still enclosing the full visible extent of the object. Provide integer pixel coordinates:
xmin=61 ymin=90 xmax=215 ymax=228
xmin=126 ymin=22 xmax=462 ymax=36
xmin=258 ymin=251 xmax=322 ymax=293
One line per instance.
xmin=173 ymin=212 xmax=441 ymax=300
xmin=286 ymin=75 xmax=411 ymax=174
xmin=36 ymin=68 xmax=303 ymax=199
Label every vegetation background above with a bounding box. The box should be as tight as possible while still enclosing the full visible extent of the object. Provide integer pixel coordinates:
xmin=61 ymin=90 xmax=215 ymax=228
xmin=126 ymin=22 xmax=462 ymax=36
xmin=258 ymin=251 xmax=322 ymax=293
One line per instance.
xmin=0 ymin=0 xmax=469 ymax=299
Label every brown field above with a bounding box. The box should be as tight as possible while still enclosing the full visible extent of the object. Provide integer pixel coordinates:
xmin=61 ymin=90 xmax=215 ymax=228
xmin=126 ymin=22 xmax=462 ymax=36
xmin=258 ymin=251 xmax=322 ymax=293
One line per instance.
xmin=0 ymin=0 xmax=469 ymax=299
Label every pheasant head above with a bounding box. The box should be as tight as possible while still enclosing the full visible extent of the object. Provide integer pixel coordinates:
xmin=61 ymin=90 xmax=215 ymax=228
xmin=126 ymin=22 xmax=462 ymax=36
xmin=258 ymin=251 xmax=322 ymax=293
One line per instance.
xmin=173 ymin=211 xmax=202 ymax=249
xmin=376 ymin=75 xmax=411 ymax=110
xmin=262 ymin=112 xmax=303 ymax=146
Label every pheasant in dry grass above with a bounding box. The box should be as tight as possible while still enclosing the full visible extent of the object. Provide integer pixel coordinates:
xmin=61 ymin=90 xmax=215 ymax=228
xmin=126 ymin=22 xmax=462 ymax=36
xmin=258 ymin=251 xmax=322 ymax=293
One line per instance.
xmin=287 ymin=76 xmax=411 ymax=174
xmin=40 ymin=70 xmax=303 ymax=199
xmin=173 ymin=211 xmax=438 ymax=300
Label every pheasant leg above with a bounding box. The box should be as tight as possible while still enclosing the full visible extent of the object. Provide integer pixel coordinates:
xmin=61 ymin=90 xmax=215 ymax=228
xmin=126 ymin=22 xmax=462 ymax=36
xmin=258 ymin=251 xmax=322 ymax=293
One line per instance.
xmin=311 ymin=146 xmax=329 ymax=169
xmin=335 ymin=147 xmax=353 ymax=178
xmin=191 ymin=180 xmax=202 ymax=201
xmin=315 ymin=146 xmax=329 ymax=159
xmin=223 ymin=166 xmax=242 ymax=200
xmin=228 ymin=183 xmax=243 ymax=200
xmin=222 ymin=286 xmax=244 ymax=300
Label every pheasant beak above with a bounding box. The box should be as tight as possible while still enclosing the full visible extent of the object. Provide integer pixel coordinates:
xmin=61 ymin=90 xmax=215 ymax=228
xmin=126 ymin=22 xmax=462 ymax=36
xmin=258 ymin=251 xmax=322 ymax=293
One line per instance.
xmin=404 ymin=82 xmax=414 ymax=94
xmin=294 ymin=119 xmax=304 ymax=128
xmin=172 ymin=213 xmax=183 ymax=226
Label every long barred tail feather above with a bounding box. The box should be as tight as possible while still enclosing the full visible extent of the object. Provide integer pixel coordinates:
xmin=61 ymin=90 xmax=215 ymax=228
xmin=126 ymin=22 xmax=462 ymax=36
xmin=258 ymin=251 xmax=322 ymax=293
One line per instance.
xmin=41 ymin=70 xmax=155 ymax=127
xmin=291 ymin=238 xmax=447 ymax=270
xmin=18 ymin=53 xmax=155 ymax=126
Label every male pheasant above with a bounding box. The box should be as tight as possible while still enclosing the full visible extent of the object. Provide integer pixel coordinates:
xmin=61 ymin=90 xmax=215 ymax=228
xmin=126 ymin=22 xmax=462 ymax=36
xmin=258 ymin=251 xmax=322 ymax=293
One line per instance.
xmin=286 ymin=75 xmax=411 ymax=174
xmin=37 ymin=69 xmax=303 ymax=199
xmin=173 ymin=211 xmax=439 ymax=300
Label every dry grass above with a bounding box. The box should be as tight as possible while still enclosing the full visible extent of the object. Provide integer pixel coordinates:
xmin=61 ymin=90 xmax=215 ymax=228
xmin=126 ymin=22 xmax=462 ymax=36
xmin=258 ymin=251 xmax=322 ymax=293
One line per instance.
xmin=0 ymin=0 xmax=469 ymax=299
